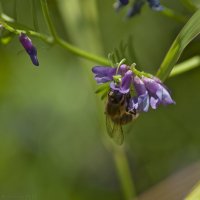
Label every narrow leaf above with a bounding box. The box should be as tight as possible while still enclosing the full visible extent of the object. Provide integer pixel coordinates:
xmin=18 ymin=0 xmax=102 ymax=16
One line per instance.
xmin=156 ymin=9 xmax=200 ymax=81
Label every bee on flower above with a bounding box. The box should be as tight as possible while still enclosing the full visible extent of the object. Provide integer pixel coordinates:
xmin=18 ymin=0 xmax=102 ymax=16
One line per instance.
xmin=92 ymin=62 xmax=175 ymax=144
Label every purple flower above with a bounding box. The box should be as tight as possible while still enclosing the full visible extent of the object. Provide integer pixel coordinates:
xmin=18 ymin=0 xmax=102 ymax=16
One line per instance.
xmin=126 ymin=0 xmax=145 ymax=18
xmin=130 ymin=76 xmax=149 ymax=112
xmin=119 ymin=0 xmax=129 ymax=5
xmin=110 ymin=70 xmax=133 ymax=94
xmin=147 ymin=0 xmax=163 ymax=11
xmin=114 ymin=0 xmax=163 ymax=17
xmin=19 ymin=33 xmax=39 ymax=66
xmin=92 ymin=66 xmax=117 ymax=84
xmin=142 ymin=77 xmax=175 ymax=109
xmin=92 ymin=65 xmax=175 ymax=113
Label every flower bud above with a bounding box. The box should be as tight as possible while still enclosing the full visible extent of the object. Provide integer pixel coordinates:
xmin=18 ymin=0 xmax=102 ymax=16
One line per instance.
xmin=19 ymin=33 xmax=39 ymax=66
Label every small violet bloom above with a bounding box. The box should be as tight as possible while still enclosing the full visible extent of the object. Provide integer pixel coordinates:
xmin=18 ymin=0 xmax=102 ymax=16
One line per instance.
xmin=130 ymin=76 xmax=149 ymax=112
xmin=110 ymin=70 xmax=133 ymax=94
xmin=114 ymin=0 xmax=163 ymax=17
xmin=92 ymin=65 xmax=175 ymax=113
xmin=19 ymin=33 xmax=39 ymax=66
xmin=142 ymin=77 xmax=175 ymax=109
xmin=126 ymin=1 xmax=145 ymax=18
xmin=147 ymin=0 xmax=163 ymax=11
xmin=92 ymin=66 xmax=117 ymax=83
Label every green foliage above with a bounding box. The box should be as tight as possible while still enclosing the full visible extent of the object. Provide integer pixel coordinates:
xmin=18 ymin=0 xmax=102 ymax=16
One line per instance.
xmin=157 ymin=8 xmax=200 ymax=81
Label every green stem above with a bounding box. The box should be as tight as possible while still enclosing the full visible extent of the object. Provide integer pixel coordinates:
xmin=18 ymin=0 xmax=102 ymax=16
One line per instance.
xmin=161 ymin=7 xmax=188 ymax=23
xmin=56 ymin=37 xmax=109 ymax=65
xmin=112 ymin=146 xmax=137 ymax=200
xmin=40 ymin=0 xmax=58 ymax=39
xmin=169 ymin=56 xmax=200 ymax=78
xmin=180 ymin=0 xmax=197 ymax=12
xmin=40 ymin=0 xmax=109 ymax=65
xmin=0 ymin=20 xmax=109 ymax=65
xmin=0 ymin=19 xmax=53 ymax=43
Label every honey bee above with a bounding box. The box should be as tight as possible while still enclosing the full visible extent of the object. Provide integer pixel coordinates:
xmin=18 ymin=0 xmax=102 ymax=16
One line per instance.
xmin=105 ymin=90 xmax=139 ymax=145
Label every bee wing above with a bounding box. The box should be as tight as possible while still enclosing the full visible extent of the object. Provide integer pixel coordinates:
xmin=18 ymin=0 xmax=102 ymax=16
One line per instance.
xmin=106 ymin=115 xmax=124 ymax=145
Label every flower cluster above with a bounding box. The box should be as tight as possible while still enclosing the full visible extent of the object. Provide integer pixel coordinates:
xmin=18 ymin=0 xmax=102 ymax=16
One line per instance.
xmin=92 ymin=64 xmax=175 ymax=113
xmin=114 ymin=0 xmax=163 ymax=18
xmin=19 ymin=33 xmax=39 ymax=66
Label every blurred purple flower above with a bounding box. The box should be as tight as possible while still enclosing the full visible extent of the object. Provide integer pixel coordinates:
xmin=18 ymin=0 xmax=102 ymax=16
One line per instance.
xmin=19 ymin=33 xmax=39 ymax=66
xmin=120 ymin=0 xmax=129 ymax=5
xmin=114 ymin=0 xmax=163 ymax=17
xmin=147 ymin=0 xmax=163 ymax=11
xmin=126 ymin=0 xmax=145 ymax=18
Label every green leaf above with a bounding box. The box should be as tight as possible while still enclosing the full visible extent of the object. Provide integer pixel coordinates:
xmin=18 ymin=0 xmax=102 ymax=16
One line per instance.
xmin=185 ymin=181 xmax=200 ymax=200
xmin=95 ymin=83 xmax=109 ymax=94
xmin=1 ymin=36 xmax=13 ymax=44
xmin=156 ymin=9 xmax=200 ymax=81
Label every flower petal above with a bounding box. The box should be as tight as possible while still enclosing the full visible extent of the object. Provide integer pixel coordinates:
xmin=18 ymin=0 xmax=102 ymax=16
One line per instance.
xmin=126 ymin=1 xmax=144 ymax=18
xmin=119 ymin=70 xmax=133 ymax=94
xmin=137 ymin=92 xmax=150 ymax=112
xmin=156 ymin=87 xmax=175 ymax=105
xmin=133 ymin=76 xmax=147 ymax=95
xmin=146 ymin=0 xmax=163 ymax=11
xmin=119 ymin=0 xmax=129 ymax=5
xmin=92 ymin=66 xmax=116 ymax=84
xmin=150 ymin=96 xmax=159 ymax=109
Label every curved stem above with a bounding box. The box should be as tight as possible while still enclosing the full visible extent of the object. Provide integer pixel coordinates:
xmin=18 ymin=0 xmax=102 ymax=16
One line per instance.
xmin=40 ymin=0 xmax=109 ymax=65
xmin=56 ymin=37 xmax=109 ymax=65
xmin=180 ymin=0 xmax=197 ymax=12
xmin=112 ymin=145 xmax=137 ymax=200
xmin=161 ymin=7 xmax=188 ymax=23
xmin=40 ymin=0 xmax=58 ymax=39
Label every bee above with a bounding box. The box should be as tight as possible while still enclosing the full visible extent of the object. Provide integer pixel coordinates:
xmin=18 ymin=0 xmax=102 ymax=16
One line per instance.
xmin=105 ymin=90 xmax=139 ymax=145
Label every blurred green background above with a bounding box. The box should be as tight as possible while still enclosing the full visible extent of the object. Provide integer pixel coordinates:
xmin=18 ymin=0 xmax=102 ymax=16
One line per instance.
xmin=0 ymin=0 xmax=200 ymax=199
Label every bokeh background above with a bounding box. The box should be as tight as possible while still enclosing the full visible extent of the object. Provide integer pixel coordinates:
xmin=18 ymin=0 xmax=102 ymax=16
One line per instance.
xmin=0 ymin=0 xmax=200 ymax=199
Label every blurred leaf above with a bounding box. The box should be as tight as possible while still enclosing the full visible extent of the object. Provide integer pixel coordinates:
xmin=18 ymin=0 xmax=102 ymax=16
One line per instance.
xmin=1 ymin=35 xmax=13 ymax=44
xmin=185 ymin=181 xmax=200 ymax=200
xmin=156 ymin=9 xmax=200 ymax=81
xmin=1 ymin=13 xmax=14 ymax=22
xmin=95 ymin=83 xmax=109 ymax=94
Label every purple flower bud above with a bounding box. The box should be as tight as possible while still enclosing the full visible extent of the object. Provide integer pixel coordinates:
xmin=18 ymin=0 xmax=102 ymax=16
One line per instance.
xmin=19 ymin=33 xmax=39 ymax=66
xmin=118 ymin=64 xmax=129 ymax=75
xmin=142 ymin=77 xmax=175 ymax=108
xmin=146 ymin=0 xmax=163 ymax=11
xmin=92 ymin=66 xmax=116 ymax=84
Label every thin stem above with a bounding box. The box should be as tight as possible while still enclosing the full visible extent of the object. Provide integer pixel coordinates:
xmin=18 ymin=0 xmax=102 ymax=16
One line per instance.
xmin=31 ymin=0 xmax=39 ymax=31
xmin=169 ymin=56 xmax=200 ymax=78
xmin=161 ymin=7 xmax=188 ymax=23
xmin=56 ymin=37 xmax=109 ymax=65
xmin=0 ymin=19 xmax=53 ymax=43
xmin=180 ymin=0 xmax=197 ymax=12
xmin=0 ymin=19 xmax=109 ymax=65
xmin=40 ymin=0 xmax=109 ymax=65
xmin=113 ymin=146 xmax=137 ymax=200
xmin=40 ymin=0 xmax=58 ymax=39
